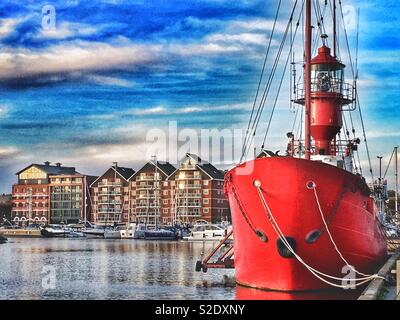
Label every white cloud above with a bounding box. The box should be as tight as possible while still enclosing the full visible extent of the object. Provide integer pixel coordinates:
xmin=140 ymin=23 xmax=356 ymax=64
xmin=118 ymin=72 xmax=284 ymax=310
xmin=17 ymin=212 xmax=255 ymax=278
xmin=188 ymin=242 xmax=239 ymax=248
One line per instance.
xmin=0 ymin=41 xmax=161 ymax=79
xmin=228 ymin=19 xmax=288 ymax=34
xmin=133 ymin=106 xmax=167 ymax=116
xmin=206 ymin=32 xmax=268 ymax=45
xmin=0 ymin=105 xmax=9 ymax=118
xmin=170 ymin=43 xmax=242 ymax=56
xmin=85 ymin=74 xmax=134 ymax=87
xmin=0 ymin=17 xmax=24 ymax=39
xmin=0 ymin=146 xmax=19 ymax=157
xmin=36 ymin=21 xmax=98 ymax=39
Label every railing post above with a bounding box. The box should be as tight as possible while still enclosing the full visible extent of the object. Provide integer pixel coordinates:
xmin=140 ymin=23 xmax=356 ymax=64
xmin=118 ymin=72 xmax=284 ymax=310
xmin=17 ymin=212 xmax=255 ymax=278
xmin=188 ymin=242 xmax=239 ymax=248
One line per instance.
xmin=397 ymin=260 xmax=400 ymax=300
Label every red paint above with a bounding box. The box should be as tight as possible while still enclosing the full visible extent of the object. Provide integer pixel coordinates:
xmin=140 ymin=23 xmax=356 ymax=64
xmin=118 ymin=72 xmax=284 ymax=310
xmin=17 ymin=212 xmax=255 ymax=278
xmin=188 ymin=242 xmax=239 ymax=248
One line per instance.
xmin=224 ymin=158 xmax=387 ymax=291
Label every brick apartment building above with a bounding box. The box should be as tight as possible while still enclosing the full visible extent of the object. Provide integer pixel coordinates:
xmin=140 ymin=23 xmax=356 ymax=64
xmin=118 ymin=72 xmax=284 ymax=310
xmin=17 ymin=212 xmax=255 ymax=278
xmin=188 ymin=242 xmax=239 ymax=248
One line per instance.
xmin=164 ymin=153 xmax=230 ymax=225
xmin=12 ymin=162 xmax=95 ymax=225
xmin=129 ymin=160 xmax=176 ymax=227
xmin=89 ymin=164 xmax=135 ymax=225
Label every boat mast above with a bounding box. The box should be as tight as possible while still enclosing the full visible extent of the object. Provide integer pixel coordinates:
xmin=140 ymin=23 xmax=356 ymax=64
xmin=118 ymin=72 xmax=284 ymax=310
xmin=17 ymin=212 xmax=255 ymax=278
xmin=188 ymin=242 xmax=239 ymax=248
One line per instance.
xmin=333 ymin=0 xmax=337 ymax=58
xmin=304 ymin=0 xmax=312 ymax=160
xmin=395 ymin=146 xmax=399 ymax=223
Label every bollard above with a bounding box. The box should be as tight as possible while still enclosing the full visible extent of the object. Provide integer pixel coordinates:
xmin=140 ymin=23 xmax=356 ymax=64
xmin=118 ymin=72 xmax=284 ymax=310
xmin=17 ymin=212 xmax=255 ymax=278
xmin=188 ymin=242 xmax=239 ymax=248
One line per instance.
xmin=397 ymin=260 xmax=400 ymax=300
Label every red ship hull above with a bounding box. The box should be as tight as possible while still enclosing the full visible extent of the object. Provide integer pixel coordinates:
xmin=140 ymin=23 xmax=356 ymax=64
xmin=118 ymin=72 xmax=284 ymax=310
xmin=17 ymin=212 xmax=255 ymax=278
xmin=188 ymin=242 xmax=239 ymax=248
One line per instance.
xmin=224 ymin=157 xmax=387 ymax=292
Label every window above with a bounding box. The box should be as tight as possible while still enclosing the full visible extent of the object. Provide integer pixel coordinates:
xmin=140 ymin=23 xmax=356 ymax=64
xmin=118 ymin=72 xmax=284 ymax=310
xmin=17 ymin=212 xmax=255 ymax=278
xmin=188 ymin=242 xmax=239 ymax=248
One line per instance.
xmin=203 ymin=208 xmax=209 ymax=214
xmin=203 ymin=180 xmax=209 ymax=186
xmin=203 ymin=190 xmax=209 ymax=195
xmin=203 ymin=199 xmax=209 ymax=204
xmin=163 ymin=200 xmax=168 ymax=205
xmin=163 ymin=190 xmax=168 ymax=195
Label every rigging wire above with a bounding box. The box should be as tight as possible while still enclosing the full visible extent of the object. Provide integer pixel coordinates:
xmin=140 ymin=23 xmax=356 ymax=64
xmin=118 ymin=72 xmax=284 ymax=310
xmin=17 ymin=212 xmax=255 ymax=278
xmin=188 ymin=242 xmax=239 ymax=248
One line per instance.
xmin=262 ymin=1 xmax=305 ymax=147
xmin=241 ymin=0 xmax=283 ymax=160
xmin=338 ymin=0 xmax=374 ymax=181
xmin=383 ymin=148 xmax=395 ymax=181
xmin=241 ymin=1 xmax=300 ymax=161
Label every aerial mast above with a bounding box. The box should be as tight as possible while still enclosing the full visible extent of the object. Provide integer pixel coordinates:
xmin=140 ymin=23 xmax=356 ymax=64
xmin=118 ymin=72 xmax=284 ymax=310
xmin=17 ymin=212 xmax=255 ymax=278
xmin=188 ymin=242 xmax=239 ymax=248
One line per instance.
xmin=333 ymin=0 xmax=337 ymax=58
xmin=395 ymin=146 xmax=399 ymax=223
xmin=304 ymin=0 xmax=312 ymax=160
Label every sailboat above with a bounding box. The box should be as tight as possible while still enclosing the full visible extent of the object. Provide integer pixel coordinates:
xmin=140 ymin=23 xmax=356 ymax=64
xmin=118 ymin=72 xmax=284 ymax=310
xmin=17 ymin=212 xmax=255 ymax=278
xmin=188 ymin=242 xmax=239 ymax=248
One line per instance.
xmin=224 ymin=0 xmax=387 ymax=291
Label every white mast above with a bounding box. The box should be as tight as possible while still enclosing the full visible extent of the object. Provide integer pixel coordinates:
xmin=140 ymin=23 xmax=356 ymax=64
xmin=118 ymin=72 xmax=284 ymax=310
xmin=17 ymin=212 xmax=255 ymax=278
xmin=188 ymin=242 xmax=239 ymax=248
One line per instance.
xmin=395 ymin=146 xmax=399 ymax=224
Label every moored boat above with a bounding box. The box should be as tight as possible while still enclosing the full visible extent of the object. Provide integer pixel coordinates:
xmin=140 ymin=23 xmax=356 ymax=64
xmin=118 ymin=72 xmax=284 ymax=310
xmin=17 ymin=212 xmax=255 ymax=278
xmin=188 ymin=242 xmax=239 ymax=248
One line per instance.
xmin=144 ymin=228 xmax=179 ymax=241
xmin=183 ymin=223 xmax=230 ymax=241
xmin=221 ymin=0 xmax=387 ymax=291
xmin=40 ymin=225 xmax=70 ymax=238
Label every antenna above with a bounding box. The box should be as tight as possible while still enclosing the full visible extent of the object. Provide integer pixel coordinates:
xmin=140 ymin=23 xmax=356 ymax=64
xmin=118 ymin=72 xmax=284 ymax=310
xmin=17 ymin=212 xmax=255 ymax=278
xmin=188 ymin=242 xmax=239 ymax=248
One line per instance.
xmin=304 ymin=0 xmax=312 ymax=160
xmin=333 ymin=0 xmax=337 ymax=58
xmin=395 ymin=146 xmax=399 ymax=223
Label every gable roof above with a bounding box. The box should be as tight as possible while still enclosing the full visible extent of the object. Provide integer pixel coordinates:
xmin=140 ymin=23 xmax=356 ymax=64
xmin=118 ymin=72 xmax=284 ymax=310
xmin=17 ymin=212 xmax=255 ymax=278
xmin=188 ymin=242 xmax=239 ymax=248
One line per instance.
xmin=90 ymin=166 xmax=135 ymax=187
xmin=16 ymin=163 xmax=77 ymax=176
xmin=130 ymin=161 xmax=176 ymax=180
xmin=166 ymin=153 xmax=225 ymax=181
xmin=115 ymin=166 xmax=135 ymax=180
xmin=197 ymin=162 xmax=225 ymax=180
xmin=186 ymin=153 xmax=203 ymax=164
xmin=153 ymin=161 xmax=176 ymax=177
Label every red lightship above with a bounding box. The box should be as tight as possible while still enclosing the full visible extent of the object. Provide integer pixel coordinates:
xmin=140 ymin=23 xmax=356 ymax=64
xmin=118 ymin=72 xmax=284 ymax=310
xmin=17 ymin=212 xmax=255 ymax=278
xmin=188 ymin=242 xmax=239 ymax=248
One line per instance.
xmin=224 ymin=0 xmax=387 ymax=291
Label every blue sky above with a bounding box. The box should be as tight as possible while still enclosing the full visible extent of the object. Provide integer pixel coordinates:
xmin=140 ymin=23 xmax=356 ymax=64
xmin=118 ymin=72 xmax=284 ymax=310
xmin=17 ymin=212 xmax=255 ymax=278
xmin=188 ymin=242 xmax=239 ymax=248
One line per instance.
xmin=0 ymin=0 xmax=399 ymax=192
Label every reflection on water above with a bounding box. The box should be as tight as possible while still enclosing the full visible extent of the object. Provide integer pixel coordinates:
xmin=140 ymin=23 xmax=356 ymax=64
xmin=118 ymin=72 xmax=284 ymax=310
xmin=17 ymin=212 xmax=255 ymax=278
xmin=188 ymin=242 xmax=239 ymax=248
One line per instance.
xmin=0 ymin=238 xmax=234 ymax=300
xmin=0 ymin=239 xmax=360 ymax=300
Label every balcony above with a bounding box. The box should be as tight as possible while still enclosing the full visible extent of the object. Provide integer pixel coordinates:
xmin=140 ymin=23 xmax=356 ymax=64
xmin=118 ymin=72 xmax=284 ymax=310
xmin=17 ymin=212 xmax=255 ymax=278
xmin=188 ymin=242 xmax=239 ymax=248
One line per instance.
xmin=176 ymin=202 xmax=201 ymax=208
xmin=136 ymin=185 xmax=155 ymax=190
xmin=98 ymin=182 xmax=122 ymax=187
xmin=136 ymin=204 xmax=161 ymax=209
xmin=175 ymin=192 xmax=201 ymax=198
xmin=97 ymin=201 xmax=122 ymax=205
xmin=176 ymin=210 xmax=201 ymax=217
xmin=176 ymin=173 xmax=202 ymax=180
xmin=179 ymin=165 xmax=197 ymax=171
xmin=176 ymin=184 xmax=202 ymax=190
xmin=137 ymin=176 xmax=161 ymax=181
xmin=97 ymin=192 xmax=122 ymax=196
xmin=97 ymin=209 xmax=122 ymax=214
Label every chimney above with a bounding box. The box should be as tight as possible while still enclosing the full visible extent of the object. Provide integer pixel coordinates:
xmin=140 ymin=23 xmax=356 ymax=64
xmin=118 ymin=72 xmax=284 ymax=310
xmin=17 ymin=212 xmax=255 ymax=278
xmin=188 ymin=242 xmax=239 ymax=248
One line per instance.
xmin=44 ymin=161 xmax=50 ymax=166
xmin=56 ymin=163 xmax=62 ymax=167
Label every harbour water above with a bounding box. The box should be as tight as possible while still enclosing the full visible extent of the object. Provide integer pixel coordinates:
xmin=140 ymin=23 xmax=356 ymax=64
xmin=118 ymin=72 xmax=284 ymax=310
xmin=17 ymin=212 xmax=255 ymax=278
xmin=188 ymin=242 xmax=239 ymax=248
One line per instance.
xmin=0 ymin=238 xmax=235 ymax=300
xmin=0 ymin=238 xmax=360 ymax=300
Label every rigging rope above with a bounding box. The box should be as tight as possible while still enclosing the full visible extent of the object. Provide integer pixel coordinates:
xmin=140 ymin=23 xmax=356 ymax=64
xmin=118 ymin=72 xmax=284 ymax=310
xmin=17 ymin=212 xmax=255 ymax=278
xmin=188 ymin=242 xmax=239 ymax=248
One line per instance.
xmin=338 ymin=0 xmax=374 ymax=181
xmin=262 ymin=2 xmax=305 ymax=146
xmin=241 ymin=0 xmax=300 ymax=162
xmin=383 ymin=148 xmax=395 ymax=180
xmin=241 ymin=0 xmax=282 ymax=161
xmin=312 ymin=186 xmax=380 ymax=278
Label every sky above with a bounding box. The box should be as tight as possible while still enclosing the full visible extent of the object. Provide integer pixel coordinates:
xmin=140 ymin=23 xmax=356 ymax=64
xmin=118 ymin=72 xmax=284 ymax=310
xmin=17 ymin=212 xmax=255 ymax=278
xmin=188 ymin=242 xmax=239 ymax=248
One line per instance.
xmin=0 ymin=0 xmax=399 ymax=193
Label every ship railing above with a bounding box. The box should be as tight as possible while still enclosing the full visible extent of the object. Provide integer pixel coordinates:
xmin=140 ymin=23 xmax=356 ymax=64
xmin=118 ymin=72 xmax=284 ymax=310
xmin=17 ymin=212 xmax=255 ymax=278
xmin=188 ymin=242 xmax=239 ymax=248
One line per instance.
xmin=290 ymin=139 xmax=358 ymax=157
xmin=293 ymin=80 xmax=355 ymax=108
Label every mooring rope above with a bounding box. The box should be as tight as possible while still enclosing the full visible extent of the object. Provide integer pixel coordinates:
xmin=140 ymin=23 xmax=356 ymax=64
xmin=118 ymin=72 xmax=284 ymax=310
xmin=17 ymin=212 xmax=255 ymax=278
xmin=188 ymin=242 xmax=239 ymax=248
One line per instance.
xmin=252 ymin=181 xmax=382 ymax=288
xmin=312 ymin=185 xmax=382 ymax=279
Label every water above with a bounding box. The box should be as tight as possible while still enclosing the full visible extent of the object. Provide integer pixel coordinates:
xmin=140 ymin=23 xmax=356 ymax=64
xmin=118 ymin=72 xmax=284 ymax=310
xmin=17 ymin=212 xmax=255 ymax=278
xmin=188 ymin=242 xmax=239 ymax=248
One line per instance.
xmin=0 ymin=238 xmax=360 ymax=300
xmin=0 ymin=238 xmax=234 ymax=300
